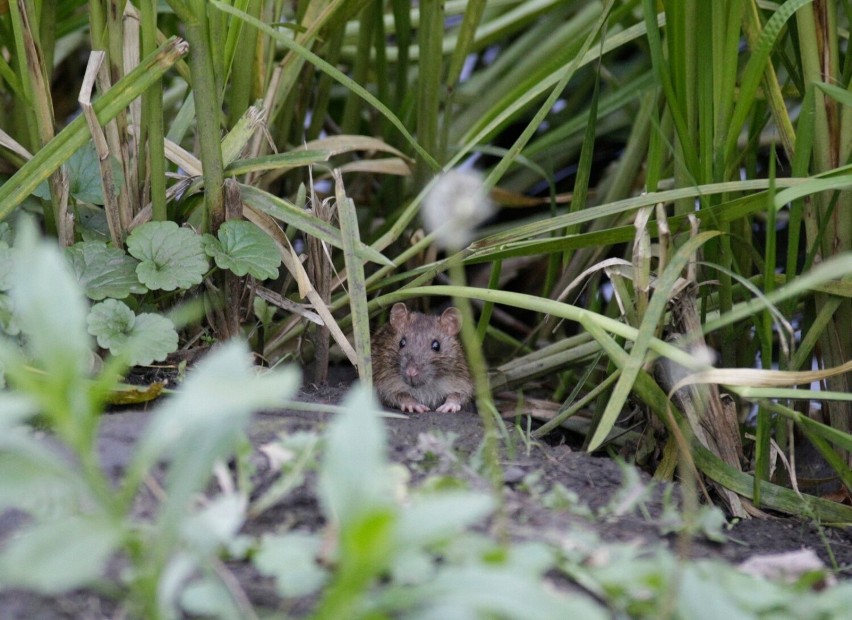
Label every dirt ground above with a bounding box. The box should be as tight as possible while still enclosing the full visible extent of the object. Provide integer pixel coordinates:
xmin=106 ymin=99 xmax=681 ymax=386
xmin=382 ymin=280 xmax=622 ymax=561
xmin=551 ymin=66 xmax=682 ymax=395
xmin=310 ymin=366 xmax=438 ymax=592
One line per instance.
xmin=1 ymin=377 xmax=850 ymax=618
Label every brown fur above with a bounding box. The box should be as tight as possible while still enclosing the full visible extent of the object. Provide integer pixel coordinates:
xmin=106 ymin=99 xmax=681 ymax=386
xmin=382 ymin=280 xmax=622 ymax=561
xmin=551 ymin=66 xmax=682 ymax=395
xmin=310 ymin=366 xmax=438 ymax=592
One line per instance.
xmin=372 ymin=303 xmax=473 ymax=413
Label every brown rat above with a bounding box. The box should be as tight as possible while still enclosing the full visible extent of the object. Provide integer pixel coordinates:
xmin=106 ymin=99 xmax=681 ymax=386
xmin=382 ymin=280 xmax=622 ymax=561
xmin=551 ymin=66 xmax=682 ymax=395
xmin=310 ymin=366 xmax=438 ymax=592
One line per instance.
xmin=372 ymin=302 xmax=473 ymax=413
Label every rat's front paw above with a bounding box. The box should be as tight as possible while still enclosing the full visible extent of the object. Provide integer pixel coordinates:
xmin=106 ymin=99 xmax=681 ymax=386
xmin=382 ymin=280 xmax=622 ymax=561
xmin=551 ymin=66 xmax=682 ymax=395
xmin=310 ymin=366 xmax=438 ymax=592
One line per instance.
xmin=399 ymin=396 xmax=430 ymax=413
xmin=436 ymin=395 xmax=463 ymax=413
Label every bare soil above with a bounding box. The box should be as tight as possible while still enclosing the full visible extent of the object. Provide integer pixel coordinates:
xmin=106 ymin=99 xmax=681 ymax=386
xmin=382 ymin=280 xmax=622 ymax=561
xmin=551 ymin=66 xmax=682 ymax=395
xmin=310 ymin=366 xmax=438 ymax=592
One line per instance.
xmin=1 ymin=377 xmax=850 ymax=618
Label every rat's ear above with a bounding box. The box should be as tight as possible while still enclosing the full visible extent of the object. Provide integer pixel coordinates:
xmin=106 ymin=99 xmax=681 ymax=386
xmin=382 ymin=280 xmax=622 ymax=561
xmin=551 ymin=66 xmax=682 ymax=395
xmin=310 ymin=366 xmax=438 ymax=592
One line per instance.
xmin=389 ymin=303 xmax=410 ymax=329
xmin=439 ymin=307 xmax=462 ymax=336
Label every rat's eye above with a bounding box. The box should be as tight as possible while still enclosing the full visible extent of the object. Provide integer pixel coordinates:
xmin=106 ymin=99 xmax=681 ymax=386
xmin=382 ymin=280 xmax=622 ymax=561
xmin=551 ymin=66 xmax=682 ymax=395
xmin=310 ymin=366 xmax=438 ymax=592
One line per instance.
xmin=399 ymin=337 xmax=406 ymax=348
xmin=431 ymin=339 xmax=440 ymax=352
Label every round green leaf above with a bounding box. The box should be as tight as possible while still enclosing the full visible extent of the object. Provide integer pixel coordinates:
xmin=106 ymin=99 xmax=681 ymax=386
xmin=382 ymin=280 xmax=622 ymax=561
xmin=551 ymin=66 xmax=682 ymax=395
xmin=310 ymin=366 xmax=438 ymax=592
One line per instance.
xmin=127 ymin=221 xmax=208 ymax=291
xmin=120 ymin=313 xmax=179 ymax=365
xmin=87 ymin=299 xmax=178 ymax=366
xmin=202 ymin=220 xmax=281 ymax=280
xmin=65 ymin=241 xmax=147 ymax=300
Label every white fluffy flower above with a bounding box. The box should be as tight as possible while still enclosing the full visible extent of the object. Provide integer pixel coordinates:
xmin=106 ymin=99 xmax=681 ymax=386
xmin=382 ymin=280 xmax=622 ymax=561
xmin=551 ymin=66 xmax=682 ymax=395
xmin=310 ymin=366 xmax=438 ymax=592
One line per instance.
xmin=422 ymin=169 xmax=494 ymax=250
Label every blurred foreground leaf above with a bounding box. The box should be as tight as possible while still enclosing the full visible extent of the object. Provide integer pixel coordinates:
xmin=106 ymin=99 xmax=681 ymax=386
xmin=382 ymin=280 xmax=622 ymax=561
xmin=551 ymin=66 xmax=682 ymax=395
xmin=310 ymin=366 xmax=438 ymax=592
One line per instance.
xmin=0 ymin=515 xmax=123 ymax=594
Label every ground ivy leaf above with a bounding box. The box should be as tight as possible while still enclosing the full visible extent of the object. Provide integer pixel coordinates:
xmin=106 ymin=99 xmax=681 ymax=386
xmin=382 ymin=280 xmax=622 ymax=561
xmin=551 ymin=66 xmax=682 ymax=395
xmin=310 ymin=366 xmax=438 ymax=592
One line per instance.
xmin=87 ymin=299 xmax=178 ymax=365
xmin=11 ymin=221 xmax=92 ymax=378
xmin=65 ymin=241 xmax=146 ymax=300
xmin=202 ymin=220 xmax=281 ymax=280
xmin=76 ymin=206 xmax=111 ymax=242
xmin=67 ymin=141 xmax=113 ymax=204
xmin=124 ymin=313 xmax=179 ymax=365
xmin=201 ymin=234 xmax=222 ymax=259
xmin=32 ymin=141 xmax=124 ymax=205
xmin=127 ymin=221 xmax=208 ymax=291
xmin=31 ymin=181 xmax=50 ymax=201
xmin=88 ymin=298 xmax=135 ymax=348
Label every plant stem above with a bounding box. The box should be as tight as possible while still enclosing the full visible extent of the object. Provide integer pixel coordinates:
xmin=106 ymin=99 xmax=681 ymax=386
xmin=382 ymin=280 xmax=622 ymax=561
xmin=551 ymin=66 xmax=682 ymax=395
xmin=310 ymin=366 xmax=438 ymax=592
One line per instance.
xmin=141 ymin=0 xmax=168 ymax=221
xmin=180 ymin=0 xmax=226 ymax=232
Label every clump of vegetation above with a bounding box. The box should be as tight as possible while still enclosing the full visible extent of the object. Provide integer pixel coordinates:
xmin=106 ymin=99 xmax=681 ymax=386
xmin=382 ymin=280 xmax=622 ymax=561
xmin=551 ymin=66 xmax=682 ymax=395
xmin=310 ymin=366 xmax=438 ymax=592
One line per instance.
xmin=1 ymin=0 xmax=851 ymax=615
xmin=2 ymin=230 xmax=850 ymax=618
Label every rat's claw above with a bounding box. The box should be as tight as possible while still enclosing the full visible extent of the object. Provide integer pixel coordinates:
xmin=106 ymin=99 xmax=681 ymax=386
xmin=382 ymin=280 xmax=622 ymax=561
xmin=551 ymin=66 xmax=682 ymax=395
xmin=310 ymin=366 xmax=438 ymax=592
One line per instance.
xmin=400 ymin=398 xmax=430 ymax=413
xmin=436 ymin=401 xmax=461 ymax=413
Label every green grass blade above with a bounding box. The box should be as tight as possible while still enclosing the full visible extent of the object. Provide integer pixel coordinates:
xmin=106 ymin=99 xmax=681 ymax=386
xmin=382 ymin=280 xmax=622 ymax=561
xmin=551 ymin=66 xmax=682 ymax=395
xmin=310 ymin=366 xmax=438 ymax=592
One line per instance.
xmin=334 ymin=170 xmax=372 ymax=386
xmin=773 ymin=175 xmax=852 ymax=210
xmin=791 ymin=295 xmax=841 ymax=371
xmin=390 ymin=0 xmax=412 ymax=113
xmin=568 ymin=46 xmax=601 ymax=231
xmin=341 ymin=2 xmax=376 ymax=134
xmin=739 ymin=388 xmax=852 ymax=402
xmin=642 ymin=0 xmax=698 ymax=176
xmin=445 ymin=0 xmax=486 ymax=91
xmin=475 ymin=259 xmax=502 ymax=343
xmin=474 ymin=178 xmax=797 ymax=250
xmin=414 ymin=0 xmax=444 ymax=185
xmin=141 ymin=0 xmax=167 ymax=222
xmin=0 ymin=53 xmax=24 ymax=99
xmin=704 ymin=253 xmax=852 ymax=335
xmin=238 ymin=184 xmax=392 ymax=267
xmin=754 ymin=152 xmax=779 ymax=505
xmin=226 ymin=150 xmax=337 ymax=176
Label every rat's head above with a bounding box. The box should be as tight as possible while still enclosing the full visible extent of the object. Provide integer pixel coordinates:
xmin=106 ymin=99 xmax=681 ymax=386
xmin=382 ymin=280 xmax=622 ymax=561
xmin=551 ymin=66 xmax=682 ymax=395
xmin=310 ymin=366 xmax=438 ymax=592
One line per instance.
xmin=387 ymin=302 xmax=463 ymax=387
